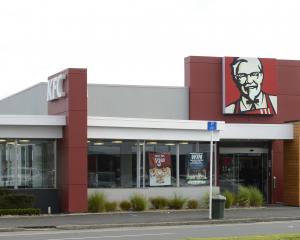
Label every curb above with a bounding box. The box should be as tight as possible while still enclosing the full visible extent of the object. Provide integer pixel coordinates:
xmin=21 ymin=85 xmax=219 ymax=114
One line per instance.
xmin=2 ymin=216 xmax=300 ymax=232
xmin=55 ymin=216 xmax=300 ymax=230
xmin=0 ymin=206 xmax=292 ymax=219
xmin=0 ymin=227 xmax=25 ymax=232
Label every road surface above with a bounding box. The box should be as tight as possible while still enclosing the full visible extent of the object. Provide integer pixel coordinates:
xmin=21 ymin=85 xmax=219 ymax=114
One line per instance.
xmin=0 ymin=220 xmax=299 ymax=240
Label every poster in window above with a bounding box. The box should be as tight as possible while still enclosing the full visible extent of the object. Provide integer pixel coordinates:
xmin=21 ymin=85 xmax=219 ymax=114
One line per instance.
xmin=186 ymin=153 xmax=208 ymax=185
xmin=149 ymin=153 xmax=171 ymax=186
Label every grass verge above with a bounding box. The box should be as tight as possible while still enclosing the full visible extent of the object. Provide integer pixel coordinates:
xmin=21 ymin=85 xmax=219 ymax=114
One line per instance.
xmin=186 ymin=233 xmax=300 ymax=240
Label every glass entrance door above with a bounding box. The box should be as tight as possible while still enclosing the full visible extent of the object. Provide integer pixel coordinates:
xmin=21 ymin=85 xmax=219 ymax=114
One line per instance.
xmin=238 ymin=154 xmax=268 ymax=199
xmin=219 ymin=149 xmax=269 ymax=203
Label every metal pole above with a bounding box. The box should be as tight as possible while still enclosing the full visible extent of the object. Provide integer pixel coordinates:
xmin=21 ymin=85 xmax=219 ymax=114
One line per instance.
xmin=143 ymin=140 xmax=145 ymax=188
xmin=14 ymin=140 xmax=18 ymax=189
xmin=209 ymin=131 xmax=213 ymax=220
xmin=54 ymin=140 xmax=57 ymax=188
xmin=214 ymin=142 xmax=217 ymax=186
xmin=137 ymin=141 xmax=141 ymax=188
xmin=176 ymin=143 xmax=180 ymax=187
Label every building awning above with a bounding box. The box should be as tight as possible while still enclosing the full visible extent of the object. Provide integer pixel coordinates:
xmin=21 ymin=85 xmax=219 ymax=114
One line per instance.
xmin=88 ymin=116 xmax=224 ymax=141
xmin=0 ymin=115 xmax=66 ymax=138
xmin=221 ymin=123 xmax=293 ymax=140
xmin=88 ymin=116 xmax=294 ymax=141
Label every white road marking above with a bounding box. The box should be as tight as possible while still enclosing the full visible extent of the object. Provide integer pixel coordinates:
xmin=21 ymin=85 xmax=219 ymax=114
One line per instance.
xmin=47 ymin=232 xmax=174 ymax=240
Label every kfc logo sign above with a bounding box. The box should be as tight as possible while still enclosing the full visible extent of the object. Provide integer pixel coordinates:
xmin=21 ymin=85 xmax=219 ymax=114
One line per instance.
xmin=47 ymin=73 xmax=66 ymax=101
xmin=223 ymin=57 xmax=277 ymax=115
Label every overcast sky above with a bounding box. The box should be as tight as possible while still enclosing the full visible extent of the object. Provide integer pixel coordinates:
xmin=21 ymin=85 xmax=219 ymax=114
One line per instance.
xmin=0 ymin=0 xmax=299 ymax=99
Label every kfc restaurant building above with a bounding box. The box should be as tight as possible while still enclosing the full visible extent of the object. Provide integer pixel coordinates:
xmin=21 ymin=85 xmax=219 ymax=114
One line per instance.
xmin=0 ymin=56 xmax=299 ymax=213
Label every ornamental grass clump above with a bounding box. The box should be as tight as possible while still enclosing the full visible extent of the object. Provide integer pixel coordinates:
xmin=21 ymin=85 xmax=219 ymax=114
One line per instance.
xmin=119 ymin=200 xmax=131 ymax=211
xmin=130 ymin=193 xmax=147 ymax=211
xmin=150 ymin=196 xmax=168 ymax=210
xmin=223 ymin=190 xmax=235 ymax=209
xmin=187 ymin=199 xmax=198 ymax=209
xmin=167 ymin=194 xmax=186 ymax=210
xmin=248 ymin=186 xmax=264 ymax=207
xmin=105 ymin=201 xmax=117 ymax=212
xmin=237 ymin=186 xmax=251 ymax=207
xmin=88 ymin=192 xmax=106 ymax=213
xmin=199 ymin=192 xmax=209 ymax=209
xmin=199 ymin=190 xmax=219 ymax=209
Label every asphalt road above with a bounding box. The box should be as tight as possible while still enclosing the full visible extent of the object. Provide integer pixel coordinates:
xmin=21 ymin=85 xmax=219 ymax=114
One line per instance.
xmin=0 ymin=220 xmax=299 ymax=240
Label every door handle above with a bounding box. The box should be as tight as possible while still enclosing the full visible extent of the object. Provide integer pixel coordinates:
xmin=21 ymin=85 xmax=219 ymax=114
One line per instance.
xmin=273 ymin=176 xmax=277 ymax=189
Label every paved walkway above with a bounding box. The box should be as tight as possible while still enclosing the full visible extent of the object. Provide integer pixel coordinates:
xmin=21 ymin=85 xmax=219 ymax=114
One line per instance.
xmin=0 ymin=205 xmax=299 ymax=231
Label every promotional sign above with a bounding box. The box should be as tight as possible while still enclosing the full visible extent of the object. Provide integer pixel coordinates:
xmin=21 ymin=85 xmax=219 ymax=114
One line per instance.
xmin=149 ymin=153 xmax=171 ymax=186
xmin=186 ymin=153 xmax=208 ymax=185
xmin=223 ymin=57 xmax=277 ymax=115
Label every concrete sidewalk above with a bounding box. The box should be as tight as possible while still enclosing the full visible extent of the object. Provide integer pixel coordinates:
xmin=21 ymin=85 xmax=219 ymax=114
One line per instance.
xmin=0 ymin=205 xmax=299 ymax=232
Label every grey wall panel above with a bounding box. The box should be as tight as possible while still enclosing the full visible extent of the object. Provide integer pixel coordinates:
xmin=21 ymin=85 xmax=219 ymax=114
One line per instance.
xmin=0 ymin=83 xmax=47 ymax=115
xmin=0 ymin=83 xmax=189 ymax=120
xmin=88 ymin=84 xmax=189 ymax=120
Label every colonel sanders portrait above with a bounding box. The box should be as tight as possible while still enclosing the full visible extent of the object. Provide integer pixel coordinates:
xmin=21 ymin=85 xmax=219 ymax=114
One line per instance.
xmin=224 ymin=57 xmax=277 ymax=114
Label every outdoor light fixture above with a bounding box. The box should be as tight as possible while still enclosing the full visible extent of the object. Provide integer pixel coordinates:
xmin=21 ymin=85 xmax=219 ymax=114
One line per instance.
xmin=147 ymin=141 xmax=157 ymax=145
xmin=112 ymin=140 xmax=123 ymax=144
xmin=94 ymin=142 xmax=104 ymax=145
xmin=165 ymin=143 xmax=175 ymax=146
xmin=179 ymin=142 xmax=189 ymax=145
xmin=19 ymin=139 xmax=30 ymax=143
xmin=0 ymin=139 xmax=6 ymax=143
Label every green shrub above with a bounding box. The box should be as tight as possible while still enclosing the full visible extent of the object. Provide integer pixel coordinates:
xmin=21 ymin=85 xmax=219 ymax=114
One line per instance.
xmin=237 ymin=186 xmax=251 ymax=207
xmin=0 ymin=194 xmax=35 ymax=209
xmin=130 ymin=193 xmax=147 ymax=211
xmin=105 ymin=201 xmax=117 ymax=212
xmin=120 ymin=200 xmax=131 ymax=211
xmin=88 ymin=192 xmax=106 ymax=212
xmin=0 ymin=208 xmax=40 ymax=216
xmin=248 ymin=186 xmax=264 ymax=207
xmin=223 ymin=190 xmax=235 ymax=208
xmin=187 ymin=199 xmax=198 ymax=209
xmin=0 ymin=188 xmax=9 ymax=196
xmin=168 ymin=194 xmax=186 ymax=210
xmin=150 ymin=197 xmax=168 ymax=209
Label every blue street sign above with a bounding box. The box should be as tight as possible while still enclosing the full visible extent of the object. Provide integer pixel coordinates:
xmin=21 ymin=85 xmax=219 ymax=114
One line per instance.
xmin=207 ymin=121 xmax=217 ymax=131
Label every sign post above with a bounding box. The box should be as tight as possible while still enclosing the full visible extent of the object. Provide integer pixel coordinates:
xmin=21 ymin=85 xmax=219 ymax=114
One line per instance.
xmin=207 ymin=121 xmax=217 ymax=220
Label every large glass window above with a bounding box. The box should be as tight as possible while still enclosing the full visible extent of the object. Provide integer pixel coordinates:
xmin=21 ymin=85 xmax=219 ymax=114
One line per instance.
xmin=88 ymin=140 xmax=137 ymax=188
xmin=0 ymin=139 xmax=56 ymax=189
xmin=88 ymin=139 xmax=213 ymax=189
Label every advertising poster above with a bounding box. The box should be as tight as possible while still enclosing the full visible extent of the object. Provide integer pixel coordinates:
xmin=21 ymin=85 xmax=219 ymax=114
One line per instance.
xmin=186 ymin=152 xmax=208 ymax=185
xmin=223 ymin=57 xmax=277 ymax=115
xmin=149 ymin=153 xmax=171 ymax=186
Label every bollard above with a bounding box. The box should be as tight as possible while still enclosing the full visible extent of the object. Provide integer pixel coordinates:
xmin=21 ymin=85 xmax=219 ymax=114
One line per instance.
xmin=48 ymin=206 xmax=52 ymax=215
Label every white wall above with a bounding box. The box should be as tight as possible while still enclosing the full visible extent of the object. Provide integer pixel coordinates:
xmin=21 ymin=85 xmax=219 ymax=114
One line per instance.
xmin=88 ymin=186 xmax=220 ymax=202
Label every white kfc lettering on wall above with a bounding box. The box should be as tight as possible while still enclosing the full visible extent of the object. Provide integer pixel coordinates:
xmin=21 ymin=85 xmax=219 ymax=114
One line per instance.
xmin=47 ymin=73 xmax=66 ymax=101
